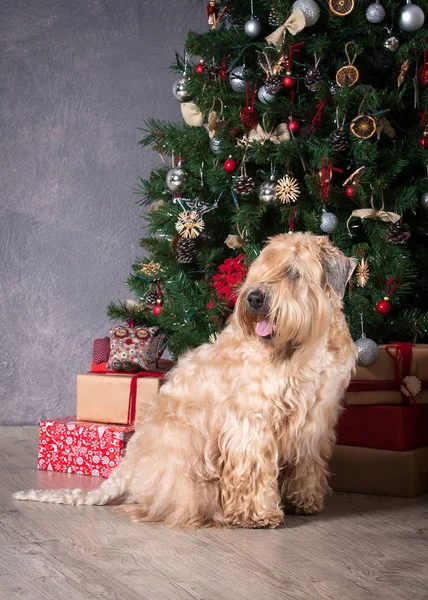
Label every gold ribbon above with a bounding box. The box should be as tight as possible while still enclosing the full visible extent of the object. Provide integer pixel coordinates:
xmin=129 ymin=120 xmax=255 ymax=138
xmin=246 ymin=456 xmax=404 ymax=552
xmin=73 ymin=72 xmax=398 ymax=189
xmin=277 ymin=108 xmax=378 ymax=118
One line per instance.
xmin=246 ymin=123 xmax=290 ymax=144
xmin=205 ymin=109 xmax=229 ymax=138
xmin=347 ymin=194 xmax=400 ymax=236
xmin=266 ymin=9 xmax=306 ymax=48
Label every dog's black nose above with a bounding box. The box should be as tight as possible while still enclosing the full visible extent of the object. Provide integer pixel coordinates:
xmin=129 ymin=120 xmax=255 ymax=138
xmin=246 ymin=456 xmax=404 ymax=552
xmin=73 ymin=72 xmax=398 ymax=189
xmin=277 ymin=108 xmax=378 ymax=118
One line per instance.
xmin=247 ymin=290 xmax=265 ymax=310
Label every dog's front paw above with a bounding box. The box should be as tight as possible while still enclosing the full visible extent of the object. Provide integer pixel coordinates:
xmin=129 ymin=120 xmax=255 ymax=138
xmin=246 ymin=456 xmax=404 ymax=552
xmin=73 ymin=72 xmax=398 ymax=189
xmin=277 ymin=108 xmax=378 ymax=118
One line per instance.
xmin=231 ymin=510 xmax=284 ymax=529
xmin=291 ymin=499 xmax=324 ymax=516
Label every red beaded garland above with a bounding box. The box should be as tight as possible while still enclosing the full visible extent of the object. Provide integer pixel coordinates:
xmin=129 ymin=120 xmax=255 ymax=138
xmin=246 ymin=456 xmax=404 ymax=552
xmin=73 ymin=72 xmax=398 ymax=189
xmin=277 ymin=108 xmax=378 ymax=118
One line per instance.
xmin=420 ymin=132 xmax=428 ymax=149
xmin=376 ymin=297 xmax=391 ymax=316
xmin=195 ymin=60 xmax=206 ymax=74
xmin=223 ymin=158 xmax=238 ymax=173
xmin=152 ymin=301 xmax=163 ymax=317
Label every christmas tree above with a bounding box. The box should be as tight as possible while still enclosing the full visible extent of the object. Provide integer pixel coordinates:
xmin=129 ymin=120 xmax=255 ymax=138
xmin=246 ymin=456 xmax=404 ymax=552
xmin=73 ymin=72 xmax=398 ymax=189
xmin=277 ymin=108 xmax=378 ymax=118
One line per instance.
xmin=109 ymin=0 xmax=428 ymax=361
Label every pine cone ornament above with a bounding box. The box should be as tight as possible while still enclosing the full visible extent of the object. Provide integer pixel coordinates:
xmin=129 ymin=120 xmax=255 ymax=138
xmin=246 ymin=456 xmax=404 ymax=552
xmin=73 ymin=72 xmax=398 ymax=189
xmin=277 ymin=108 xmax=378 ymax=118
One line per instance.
xmin=305 ymin=67 xmax=322 ymax=91
xmin=264 ymin=75 xmax=283 ymax=95
xmin=144 ymin=289 xmax=159 ymax=307
xmin=234 ymin=175 xmax=255 ymax=195
xmin=329 ymin=129 xmax=349 ymax=152
xmin=387 ymin=219 xmax=410 ymax=245
xmin=175 ymin=237 xmax=198 ymax=264
xmin=268 ymin=6 xmax=282 ymax=26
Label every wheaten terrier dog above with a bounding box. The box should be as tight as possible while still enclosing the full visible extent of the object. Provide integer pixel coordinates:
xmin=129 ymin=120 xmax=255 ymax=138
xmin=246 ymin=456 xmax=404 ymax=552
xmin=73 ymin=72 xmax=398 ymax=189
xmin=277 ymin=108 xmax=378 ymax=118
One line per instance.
xmin=14 ymin=233 xmax=357 ymax=528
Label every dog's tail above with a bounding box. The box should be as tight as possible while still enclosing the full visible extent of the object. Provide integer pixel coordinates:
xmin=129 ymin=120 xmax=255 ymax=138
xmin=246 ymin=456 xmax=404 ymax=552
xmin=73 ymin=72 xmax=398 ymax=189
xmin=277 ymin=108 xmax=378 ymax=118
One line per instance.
xmin=13 ymin=458 xmax=130 ymax=506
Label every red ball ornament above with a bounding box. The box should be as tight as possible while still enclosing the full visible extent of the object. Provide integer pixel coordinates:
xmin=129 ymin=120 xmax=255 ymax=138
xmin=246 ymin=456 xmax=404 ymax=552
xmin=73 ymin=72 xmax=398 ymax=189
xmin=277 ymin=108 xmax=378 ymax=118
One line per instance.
xmin=287 ymin=118 xmax=301 ymax=136
xmin=345 ymin=184 xmax=356 ymax=199
xmin=282 ymin=75 xmax=297 ymax=90
xmin=195 ymin=60 xmax=206 ymax=74
xmin=223 ymin=158 xmax=238 ymax=173
xmin=418 ymin=64 xmax=428 ymax=87
xmin=420 ymin=131 xmax=428 ymax=149
xmin=152 ymin=300 xmax=163 ymax=317
xmin=376 ymin=297 xmax=391 ymax=316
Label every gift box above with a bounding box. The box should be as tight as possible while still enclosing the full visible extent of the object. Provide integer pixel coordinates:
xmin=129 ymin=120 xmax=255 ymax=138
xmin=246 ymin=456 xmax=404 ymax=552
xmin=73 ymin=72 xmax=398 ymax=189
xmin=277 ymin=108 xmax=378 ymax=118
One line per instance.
xmin=38 ymin=417 xmax=134 ymax=478
xmin=336 ymin=404 xmax=428 ymax=451
xmin=345 ymin=343 xmax=428 ymax=406
xmin=330 ymin=444 xmax=428 ymax=498
xmin=76 ymin=371 xmax=166 ymax=425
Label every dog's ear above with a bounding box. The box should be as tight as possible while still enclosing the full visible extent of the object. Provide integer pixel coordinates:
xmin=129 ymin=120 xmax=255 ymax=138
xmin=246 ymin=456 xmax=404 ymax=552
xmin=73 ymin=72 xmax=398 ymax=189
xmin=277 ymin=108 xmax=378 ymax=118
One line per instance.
xmin=323 ymin=254 xmax=358 ymax=299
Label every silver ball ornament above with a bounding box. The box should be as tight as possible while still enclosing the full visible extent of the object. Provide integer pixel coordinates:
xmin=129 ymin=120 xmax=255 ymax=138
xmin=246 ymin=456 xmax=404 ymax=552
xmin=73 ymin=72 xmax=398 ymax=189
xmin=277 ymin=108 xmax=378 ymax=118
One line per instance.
xmin=355 ymin=335 xmax=379 ymax=367
xmin=320 ymin=210 xmax=338 ymax=234
xmin=229 ymin=66 xmax=247 ymax=93
xmin=420 ymin=192 xmax=428 ymax=213
xmin=366 ymin=1 xmax=386 ymax=23
xmin=258 ymin=85 xmax=276 ymax=104
xmin=398 ymin=0 xmax=425 ymax=32
xmin=259 ymin=178 xmax=277 ymax=203
xmin=209 ymin=137 xmax=223 ymax=155
xmin=384 ymin=36 xmax=400 ymax=52
xmin=166 ymin=166 xmax=187 ymax=193
xmin=244 ymin=17 xmax=263 ymax=38
xmin=292 ymin=0 xmax=320 ymax=27
xmin=172 ymin=77 xmax=191 ymax=102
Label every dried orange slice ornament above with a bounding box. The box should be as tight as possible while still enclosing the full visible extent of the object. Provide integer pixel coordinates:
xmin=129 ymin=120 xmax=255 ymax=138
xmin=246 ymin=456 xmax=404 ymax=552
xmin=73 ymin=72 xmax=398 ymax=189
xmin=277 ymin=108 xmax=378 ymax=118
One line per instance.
xmin=329 ymin=0 xmax=354 ymax=16
xmin=350 ymin=115 xmax=377 ymax=139
xmin=336 ymin=42 xmax=359 ymax=88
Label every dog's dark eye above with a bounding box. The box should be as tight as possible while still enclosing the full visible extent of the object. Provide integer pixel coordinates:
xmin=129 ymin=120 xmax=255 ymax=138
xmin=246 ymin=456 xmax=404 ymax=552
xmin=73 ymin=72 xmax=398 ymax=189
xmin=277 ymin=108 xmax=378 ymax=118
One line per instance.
xmin=285 ymin=267 xmax=300 ymax=280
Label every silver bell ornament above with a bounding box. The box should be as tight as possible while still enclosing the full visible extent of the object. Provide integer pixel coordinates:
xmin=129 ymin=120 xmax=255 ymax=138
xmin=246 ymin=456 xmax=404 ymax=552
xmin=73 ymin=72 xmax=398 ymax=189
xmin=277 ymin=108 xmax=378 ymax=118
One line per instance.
xmin=166 ymin=161 xmax=188 ymax=193
xmin=209 ymin=137 xmax=223 ymax=155
xmin=172 ymin=77 xmax=191 ymax=102
xmin=229 ymin=66 xmax=247 ymax=93
xmin=259 ymin=176 xmax=278 ymax=203
xmin=258 ymin=85 xmax=276 ymax=104
xmin=292 ymin=0 xmax=320 ymax=27
xmin=366 ymin=0 xmax=385 ymax=23
xmin=384 ymin=35 xmax=399 ymax=52
xmin=320 ymin=208 xmax=338 ymax=234
xmin=245 ymin=16 xmax=263 ymax=38
xmin=355 ymin=334 xmax=379 ymax=367
xmin=399 ymin=0 xmax=425 ymax=32
xmin=421 ymin=191 xmax=428 ymax=213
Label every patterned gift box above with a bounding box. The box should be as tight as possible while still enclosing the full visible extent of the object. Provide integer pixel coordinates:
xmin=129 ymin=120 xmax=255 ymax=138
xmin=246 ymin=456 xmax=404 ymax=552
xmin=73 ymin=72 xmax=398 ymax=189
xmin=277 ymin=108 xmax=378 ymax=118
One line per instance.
xmin=38 ymin=417 xmax=134 ymax=478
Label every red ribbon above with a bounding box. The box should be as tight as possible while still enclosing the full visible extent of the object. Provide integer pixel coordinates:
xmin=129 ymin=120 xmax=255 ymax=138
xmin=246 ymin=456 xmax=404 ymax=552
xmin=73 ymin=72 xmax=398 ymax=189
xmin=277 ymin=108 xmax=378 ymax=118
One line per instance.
xmin=419 ymin=109 xmax=427 ymax=127
xmin=310 ymin=97 xmax=328 ymax=134
xmin=285 ymin=42 xmax=305 ymax=72
xmin=385 ymin=341 xmax=413 ymax=381
xmin=219 ymin=43 xmax=230 ymax=81
xmin=289 ymin=206 xmax=297 ymax=231
xmin=89 ymin=370 xmax=165 ymax=425
xmin=245 ymin=82 xmax=256 ymax=110
xmin=320 ymin=157 xmax=342 ymax=204
xmin=382 ymin=276 xmax=401 ymax=298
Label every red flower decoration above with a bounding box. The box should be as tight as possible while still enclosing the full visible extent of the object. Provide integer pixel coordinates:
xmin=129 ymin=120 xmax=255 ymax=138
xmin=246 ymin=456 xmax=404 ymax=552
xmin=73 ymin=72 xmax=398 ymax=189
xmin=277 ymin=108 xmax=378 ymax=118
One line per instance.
xmin=212 ymin=254 xmax=247 ymax=307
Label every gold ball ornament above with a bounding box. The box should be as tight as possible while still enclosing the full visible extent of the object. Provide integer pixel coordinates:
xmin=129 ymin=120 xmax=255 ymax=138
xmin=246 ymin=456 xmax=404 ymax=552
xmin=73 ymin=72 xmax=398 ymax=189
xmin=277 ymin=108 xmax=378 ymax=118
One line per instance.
xmin=329 ymin=0 xmax=354 ymax=16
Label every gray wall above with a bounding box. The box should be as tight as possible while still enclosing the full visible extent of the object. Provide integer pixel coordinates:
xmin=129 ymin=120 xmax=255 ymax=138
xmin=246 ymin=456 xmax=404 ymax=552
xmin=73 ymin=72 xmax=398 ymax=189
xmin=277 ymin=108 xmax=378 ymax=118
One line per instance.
xmin=0 ymin=0 xmax=206 ymax=424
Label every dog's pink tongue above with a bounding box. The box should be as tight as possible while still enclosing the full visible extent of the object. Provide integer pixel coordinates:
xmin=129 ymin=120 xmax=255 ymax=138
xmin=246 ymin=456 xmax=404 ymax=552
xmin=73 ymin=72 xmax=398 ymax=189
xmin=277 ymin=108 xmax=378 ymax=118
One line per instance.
xmin=255 ymin=319 xmax=273 ymax=337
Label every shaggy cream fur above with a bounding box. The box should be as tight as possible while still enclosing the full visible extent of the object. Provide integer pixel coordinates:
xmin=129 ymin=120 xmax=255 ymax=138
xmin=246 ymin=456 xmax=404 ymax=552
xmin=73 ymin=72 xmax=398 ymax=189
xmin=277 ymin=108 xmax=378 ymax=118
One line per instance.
xmin=14 ymin=233 xmax=357 ymax=528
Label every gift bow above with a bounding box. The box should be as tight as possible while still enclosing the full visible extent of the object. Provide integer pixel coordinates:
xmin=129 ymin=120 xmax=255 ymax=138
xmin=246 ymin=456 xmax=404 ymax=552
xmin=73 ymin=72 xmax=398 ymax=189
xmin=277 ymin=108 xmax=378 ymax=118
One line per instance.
xmin=266 ymin=9 xmax=306 ymax=48
xmin=181 ymin=102 xmax=204 ymax=127
xmin=347 ymin=196 xmax=401 ymax=235
xmin=205 ymin=109 xmax=229 ymax=138
xmin=247 ymin=123 xmax=290 ymax=144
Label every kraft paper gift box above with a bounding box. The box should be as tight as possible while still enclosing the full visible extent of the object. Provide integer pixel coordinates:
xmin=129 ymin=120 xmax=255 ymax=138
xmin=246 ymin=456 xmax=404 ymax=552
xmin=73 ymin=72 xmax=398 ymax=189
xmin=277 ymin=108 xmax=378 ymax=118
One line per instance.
xmin=329 ymin=445 xmax=428 ymax=498
xmin=38 ymin=417 xmax=134 ymax=478
xmin=344 ymin=343 xmax=428 ymax=406
xmin=336 ymin=404 xmax=428 ymax=451
xmin=76 ymin=371 xmax=165 ymax=426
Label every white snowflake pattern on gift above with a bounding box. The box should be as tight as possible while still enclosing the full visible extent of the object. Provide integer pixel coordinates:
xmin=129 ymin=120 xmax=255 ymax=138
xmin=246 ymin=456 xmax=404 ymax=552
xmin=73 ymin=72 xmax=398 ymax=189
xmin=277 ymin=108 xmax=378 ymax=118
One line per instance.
xmin=66 ymin=424 xmax=76 ymax=431
xmin=109 ymin=461 xmax=115 ymax=467
xmin=101 ymin=456 xmax=109 ymax=465
xmin=113 ymin=431 xmax=125 ymax=441
xmin=92 ymin=455 xmax=100 ymax=464
xmin=76 ymin=457 xmax=84 ymax=465
xmin=100 ymin=467 xmax=111 ymax=477
xmin=65 ymin=436 xmax=73 ymax=445
xmin=91 ymin=469 xmax=100 ymax=477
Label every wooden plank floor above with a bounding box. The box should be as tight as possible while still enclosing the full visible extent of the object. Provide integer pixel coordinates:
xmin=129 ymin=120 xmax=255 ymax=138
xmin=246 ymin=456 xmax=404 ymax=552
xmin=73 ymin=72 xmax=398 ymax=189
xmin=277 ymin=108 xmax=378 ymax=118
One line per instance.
xmin=1 ymin=427 xmax=427 ymax=600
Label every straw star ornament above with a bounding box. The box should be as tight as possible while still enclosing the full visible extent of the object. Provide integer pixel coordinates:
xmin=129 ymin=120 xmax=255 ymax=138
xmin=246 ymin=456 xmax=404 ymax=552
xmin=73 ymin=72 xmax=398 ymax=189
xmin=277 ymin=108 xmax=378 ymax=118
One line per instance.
xmin=276 ymin=175 xmax=300 ymax=204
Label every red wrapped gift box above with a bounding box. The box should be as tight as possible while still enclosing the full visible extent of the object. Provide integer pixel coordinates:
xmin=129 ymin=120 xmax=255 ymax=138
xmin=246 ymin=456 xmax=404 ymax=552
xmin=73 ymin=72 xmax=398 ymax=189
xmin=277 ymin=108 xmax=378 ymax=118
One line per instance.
xmin=336 ymin=404 xmax=428 ymax=452
xmin=38 ymin=417 xmax=134 ymax=478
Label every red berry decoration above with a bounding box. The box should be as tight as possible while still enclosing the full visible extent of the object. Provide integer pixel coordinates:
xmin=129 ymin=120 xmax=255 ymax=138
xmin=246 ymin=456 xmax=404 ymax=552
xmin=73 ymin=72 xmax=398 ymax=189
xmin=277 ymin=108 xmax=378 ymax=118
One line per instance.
xmin=288 ymin=117 xmax=301 ymax=136
xmin=195 ymin=60 xmax=206 ymax=74
xmin=376 ymin=297 xmax=391 ymax=316
xmin=152 ymin=300 xmax=163 ymax=317
xmin=223 ymin=158 xmax=238 ymax=173
xmin=282 ymin=75 xmax=297 ymax=90
xmin=345 ymin=184 xmax=356 ymax=199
